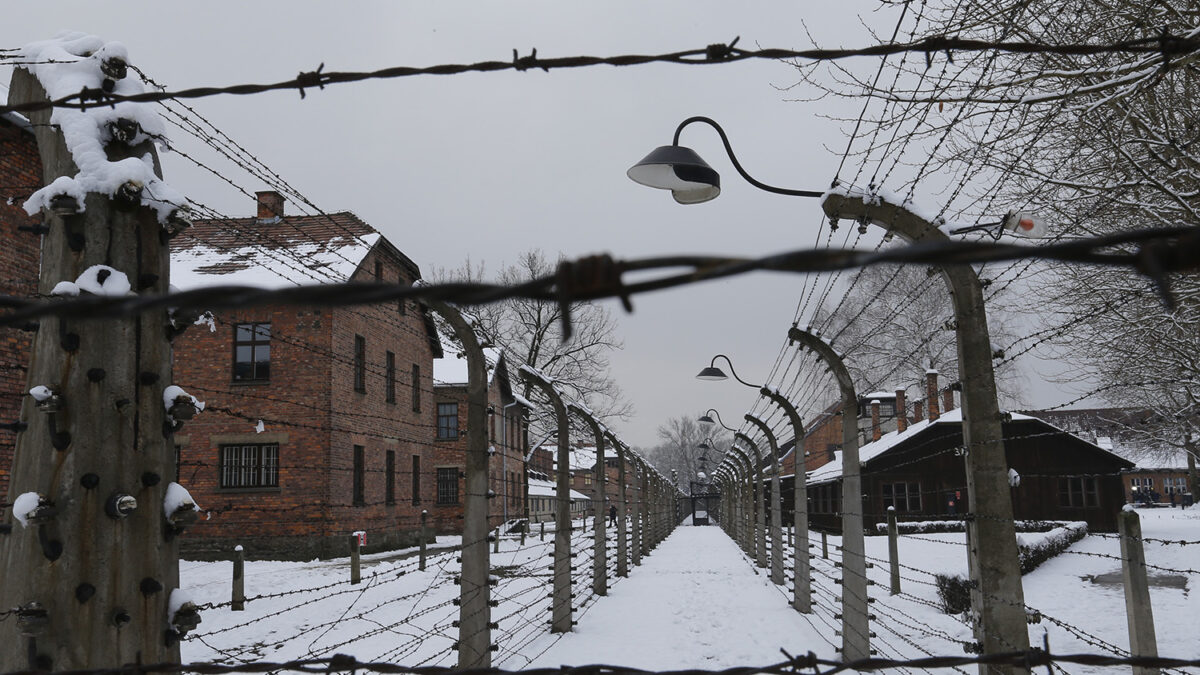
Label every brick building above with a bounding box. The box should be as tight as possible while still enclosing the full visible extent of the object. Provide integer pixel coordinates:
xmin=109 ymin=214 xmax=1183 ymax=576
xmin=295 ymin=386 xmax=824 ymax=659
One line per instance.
xmin=0 ymin=112 xmax=43 ymax=513
xmin=431 ymin=348 xmax=531 ymax=534
xmin=170 ymin=192 xmax=443 ymax=560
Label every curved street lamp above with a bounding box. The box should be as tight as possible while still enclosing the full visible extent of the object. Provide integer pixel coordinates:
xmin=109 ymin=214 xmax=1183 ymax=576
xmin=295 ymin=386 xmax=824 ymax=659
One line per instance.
xmin=644 ymin=117 xmax=1029 ymax=664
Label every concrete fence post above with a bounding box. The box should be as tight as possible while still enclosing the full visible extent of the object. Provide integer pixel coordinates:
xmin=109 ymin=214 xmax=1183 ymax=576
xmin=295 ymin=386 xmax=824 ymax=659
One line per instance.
xmin=887 ymin=507 xmax=901 ymax=596
xmin=350 ymin=533 xmax=361 ymax=585
xmin=419 ymin=511 xmax=428 ymax=572
xmin=232 ymin=545 xmax=245 ymax=611
xmin=1119 ymin=508 xmax=1159 ymax=675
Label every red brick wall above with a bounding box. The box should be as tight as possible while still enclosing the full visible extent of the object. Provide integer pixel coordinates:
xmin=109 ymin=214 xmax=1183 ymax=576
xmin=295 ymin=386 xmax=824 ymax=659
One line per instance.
xmin=173 ymin=243 xmax=439 ymax=559
xmin=0 ymin=118 xmax=42 ymax=510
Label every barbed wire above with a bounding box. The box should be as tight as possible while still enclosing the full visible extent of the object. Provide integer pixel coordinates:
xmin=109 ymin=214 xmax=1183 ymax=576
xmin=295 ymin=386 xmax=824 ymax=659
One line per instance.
xmin=4 ymin=33 xmax=1200 ymax=116
xmin=1 ymin=225 xmax=1194 ymax=331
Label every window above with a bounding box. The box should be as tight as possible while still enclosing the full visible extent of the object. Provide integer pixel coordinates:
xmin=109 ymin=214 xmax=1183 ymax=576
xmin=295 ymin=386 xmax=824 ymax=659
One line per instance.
xmin=353 ymin=335 xmax=366 ymax=393
xmin=411 ymin=455 xmax=421 ymax=505
xmin=437 ymin=402 xmax=459 ymax=439
xmin=233 ymin=323 xmax=270 ymax=381
xmin=412 ymin=364 xmax=421 ymax=412
xmin=353 ymin=445 xmax=365 ymax=506
xmin=219 ymin=443 xmax=279 ymax=488
xmin=386 ymin=450 xmax=396 ymax=505
xmin=386 ymin=351 xmax=396 ymax=403
xmin=437 ymin=467 xmax=459 ymax=504
xmin=882 ymin=482 xmax=922 ymax=512
xmin=374 ymin=260 xmax=383 ymax=280
xmin=1059 ymin=477 xmax=1099 ymax=508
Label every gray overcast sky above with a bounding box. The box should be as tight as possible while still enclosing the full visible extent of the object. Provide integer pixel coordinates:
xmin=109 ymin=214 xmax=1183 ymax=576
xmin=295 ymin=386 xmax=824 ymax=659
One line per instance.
xmin=2 ymin=2 xmax=1075 ymax=448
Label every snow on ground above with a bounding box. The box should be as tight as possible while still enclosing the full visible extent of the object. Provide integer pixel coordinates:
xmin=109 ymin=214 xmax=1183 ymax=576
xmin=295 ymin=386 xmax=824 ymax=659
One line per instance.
xmin=181 ymin=509 xmax=1200 ymax=672
xmin=520 ymin=525 xmax=836 ymax=670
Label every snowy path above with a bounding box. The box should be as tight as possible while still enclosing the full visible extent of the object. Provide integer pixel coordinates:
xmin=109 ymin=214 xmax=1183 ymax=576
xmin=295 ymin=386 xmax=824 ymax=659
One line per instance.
xmin=515 ymin=525 xmax=837 ymax=669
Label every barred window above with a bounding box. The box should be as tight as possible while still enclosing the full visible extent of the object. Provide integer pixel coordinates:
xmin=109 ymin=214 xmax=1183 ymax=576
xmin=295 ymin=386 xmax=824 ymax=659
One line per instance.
xmin=385 ymin=450 xmax=396 ymax=505
xmin=354 ymin=335 xmax=366 ymax=393
xmin=219 ymin=443 xmax=279 ymax=488
xmin=386 ymin=351 xmax=396 ymax=403
xmin=437 ymin=467 xmax=459 ymax=504
xmin=353 ymin=445 xmax=365 ymax=506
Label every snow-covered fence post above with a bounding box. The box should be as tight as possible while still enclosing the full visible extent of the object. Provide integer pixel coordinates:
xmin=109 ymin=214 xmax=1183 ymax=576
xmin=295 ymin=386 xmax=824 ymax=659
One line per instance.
xmin=1119 ymin=508 xmax=1159 ymax=675
xmin=735 ymin=433 xmax=768 ymax=570
xmin=569 ymin=404 xmax=607 ymax=596
xmin=419 ymin=511 xmax=428 ymax=571
xmin=608 ymin=432 xmax=629 ymax=578
xmin=821 ymin=193 xmax=1029 ymax=669
xmin=425 ymin=300 xmax=493 ymax=665
xmin=763 ymin=386 xmax=812 ymax=613
xmin=232 ymin=546 xmax=245 ymax=611
xmin=787 ymin=326 xmax=870 ymax=661
xmin=728 ymin=445 xmax=755 ymax=555
xmin=630 ymin=459 xmax=643 ymax=566
xmin=745 ymin=414 xmax=784 ymax=587
xmin=350 ymin=533 xmax=362 ymax=584
xmin=887 ymin=507 xmax=901 ymax=596
xmin=0 ymin=45 xmax=196 ymax=671
xmin=519 ymin=367 xmax=573 ymax=634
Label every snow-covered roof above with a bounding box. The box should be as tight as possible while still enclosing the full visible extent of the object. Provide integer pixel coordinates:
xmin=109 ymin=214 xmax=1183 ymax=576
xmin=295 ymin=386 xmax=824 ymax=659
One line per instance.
xmin=528 ymin=477 xmax=590 ymax=501
xmin=171 ymin=212 xmax=383 ymax=290
xmin=539 ymin=444 xmax=601 ymax=472
xmin=864 ymin=391 xmax=896 ymax=400
xmin=803 ymin=407 xmax=1043 ymax=484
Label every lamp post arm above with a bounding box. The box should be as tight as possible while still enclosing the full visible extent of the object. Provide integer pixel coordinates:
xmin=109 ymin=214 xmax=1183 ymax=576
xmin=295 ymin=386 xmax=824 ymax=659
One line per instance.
xmin=704 ymin=408 xmax=738 ymax=433
xmin=709 ymin=354 xmax=762 ymax=389
xmin=674 ymin=116 xmax=822 ymax=199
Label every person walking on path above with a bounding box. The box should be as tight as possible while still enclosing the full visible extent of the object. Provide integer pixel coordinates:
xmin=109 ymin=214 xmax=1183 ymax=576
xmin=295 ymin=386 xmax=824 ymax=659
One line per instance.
xmin=609 ymin=504 xmax=618 ymax=526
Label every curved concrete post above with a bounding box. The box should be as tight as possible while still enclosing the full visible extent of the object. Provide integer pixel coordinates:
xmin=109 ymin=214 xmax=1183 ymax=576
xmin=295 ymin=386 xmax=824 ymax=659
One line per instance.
xmin=569 ymin=404 xmax=607 ymax=596
xmin=727 ymin=444 xmax=755 ymax=554
xmin=606 ymin=432 xmax=629 ymax=578
xmin=762 ymin=387 xmax=812 ymax=613
xmin=822 ymin=192 xmax=1029 ymax=666
xmin=745 ymin=414 xmax=784 ymax=586
xmin=426 ymin=301 xmax=492 ymax=668
xmin=787 ymin=326 xmax=868 ymax=661
xmin=735 ymin=432 xmax=768 ymax=569
xmin=518 ymin=368 xmax=572 ymax=634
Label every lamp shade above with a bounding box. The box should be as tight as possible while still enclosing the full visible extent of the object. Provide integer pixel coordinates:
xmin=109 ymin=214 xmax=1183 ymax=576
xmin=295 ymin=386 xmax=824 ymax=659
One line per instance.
xmin=695 ymin=366 xmax=728 ymax=381
xmin=698 ymin=414 xmax=715 ymax=425
xmin=627 ymin=145 xmax=721 ymax=204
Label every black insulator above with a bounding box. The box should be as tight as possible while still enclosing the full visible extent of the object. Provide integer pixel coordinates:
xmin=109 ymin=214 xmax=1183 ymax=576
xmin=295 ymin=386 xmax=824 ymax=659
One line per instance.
xmin=108 ymin=118 xmax=139 ymax=144
xmin=61 ymin=333 xmax=80 ymax=352
xmin=139 ymin=578 xmax=163 ymax=596
xmin=75 ymin=583 xmax=96 ymax=604
xmin=101 ymin=57 xmax=127 ymax=80
xmin=52 ymin=432 xmax=71 ymax=451
xmin=80 ymin=473 xmax=100 ymax=489
xmin=139 ymin=372 xmax=160 ymax=385
xmin=137 ymin=273 xmax=158 ymax=290
xmin=141 ymin=472 xmax=161 ymax=487
xmin=86 ymin=368 xmax=106 ymax=382
xmin=19 ymin=322 xmax=38 ymax=332
xmin=114 ymin=181 xmax=143 ymax=209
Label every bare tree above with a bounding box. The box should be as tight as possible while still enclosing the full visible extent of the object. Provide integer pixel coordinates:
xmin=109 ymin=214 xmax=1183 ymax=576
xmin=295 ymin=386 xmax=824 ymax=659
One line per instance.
xmin=435 ymin=249 xmax=633 ymax=429
xmin=811 ymin=261 xmax=1025 ymax=404
xmin=646 ymin=414 xmax=731 ymax=491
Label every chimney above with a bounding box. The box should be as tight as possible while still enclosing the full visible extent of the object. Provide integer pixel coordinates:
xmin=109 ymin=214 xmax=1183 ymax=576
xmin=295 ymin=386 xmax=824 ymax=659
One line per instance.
xmin=943 ymin=387 xmax=955 ymax=414
xmin=870 ymin=400 xmax=882 ymax=442
xmin=895 ymin=388 xmax=907 ymax=433
xmin=913 ymin=400 xmax=924 ymax=423
xmin=926 ymin=369 xmax=940 ymax=421
xmin=256 ymin=191 xmax=284 ymax=220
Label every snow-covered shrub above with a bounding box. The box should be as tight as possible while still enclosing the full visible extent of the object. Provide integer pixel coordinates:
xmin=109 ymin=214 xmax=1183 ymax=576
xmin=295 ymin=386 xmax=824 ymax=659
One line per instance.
xmin=1017 ymin=522 xmax=1087 ymax=575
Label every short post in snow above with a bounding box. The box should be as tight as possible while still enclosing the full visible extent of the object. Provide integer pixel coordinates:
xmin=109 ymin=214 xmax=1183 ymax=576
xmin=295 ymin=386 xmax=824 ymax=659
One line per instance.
xmin=1118 ymin=508 xmax=1159 ymax=675
xmin=419 ymin=510 xmax=428 ymax=571
xmin=822 ymin=532 xmax=829 ymax=560
xmin=232 ymin=545 xmax=246 ymax=611
xmin=350 ymin=532 xmax=362 ymax=585
xmin=540 ymin=521 xmax=545 ymax=541
xmin=887 ymin=507 xmax=901 ymax=596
